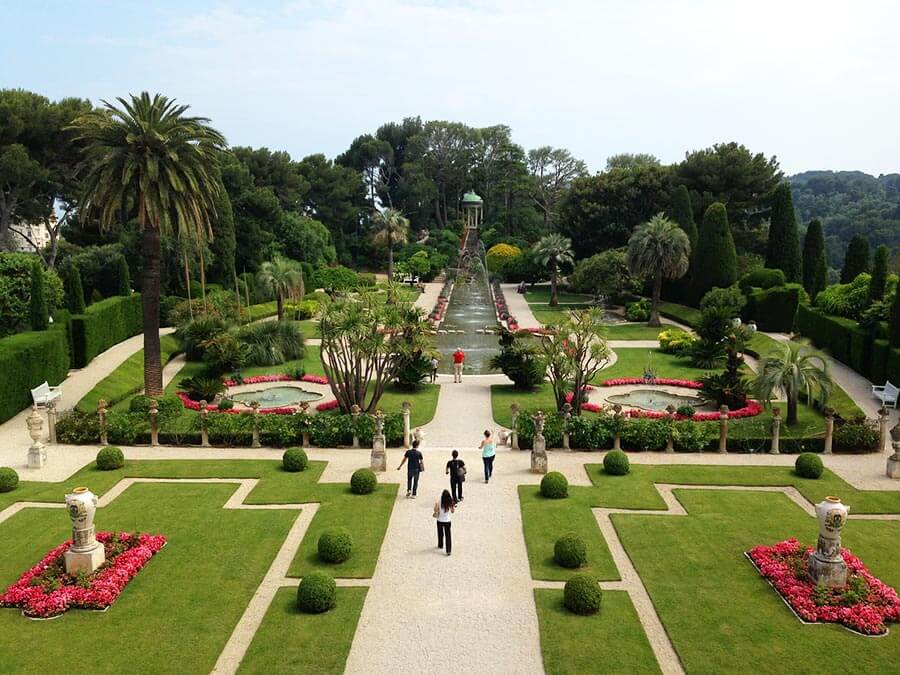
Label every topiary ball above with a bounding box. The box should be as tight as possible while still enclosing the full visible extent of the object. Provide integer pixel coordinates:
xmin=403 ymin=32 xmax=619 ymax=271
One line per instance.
xmin=96 ymin=446 xmax=125 ymax=471
xmin=350 ymin=468 xmax=377 ymax=494
xmin=795 ymin=452 xmax=824 ymax=479
xmin=603 ymin=450 xmax=630 ymax=476
xmin=318 ymin=527 xmax=353 ymax=563
xmin=564 ymin=573 xmax=602 ymax=615
xmin=554 ymin=533 xmax=587 ymax=569
xmin=540 ymin=471 xmax=569 ymax=499
xmin=0 ymin=467 xmax=19 ymax=493
xmin=296 ymin=571 xmax=337 ymax=613
xmin=283 ymin=447 xmax=309 ymax=472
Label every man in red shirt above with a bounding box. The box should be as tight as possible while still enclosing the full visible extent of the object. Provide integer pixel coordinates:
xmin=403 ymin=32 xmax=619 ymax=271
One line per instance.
xmin=452 ymin=347 xmax=465 ymax=383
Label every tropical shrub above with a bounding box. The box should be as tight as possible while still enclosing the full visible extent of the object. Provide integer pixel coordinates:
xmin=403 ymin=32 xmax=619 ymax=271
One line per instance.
xmin=175 ymin=316 xmax=228 ymax=361
xmin=540 ymin=471 xmax=569 ymax=499
xmin=603 ymin=449 xmax=630 ymax=475
xmin=657 ymin=328 xmax=696 ymax=355
xmin=96 ymin=446 xmax=125 ymax=471
xmin=237 ymin=320 xmax=305 ymax=367
xmin=350 ymin=468 xmax=377 ymax=494
xmin=624 ymin=298 xmax=651 ymax=322
xmin=0 ymin=467 xmax=19 ymax=492
xmin=296 ymin=571 xmax=336 ymax=613
xmin=795 ymin=452 xmax=824 ymax=479
xmin=201 ymin=333 xmax=249 ymax=373
xmin=564 ymin=573 xmax=602 ymax=615
xmin=554 ymin=533 xmax=587 ymax=569
xmin=177 ymin=376 xmax=226 ymax=402
xmin=318 ymin=527 xmax=353 ymax=564
xmin=489 ymin=334 xmax=545 ymax=390
xmin=282 ymin=447 xmax=309 ymax=472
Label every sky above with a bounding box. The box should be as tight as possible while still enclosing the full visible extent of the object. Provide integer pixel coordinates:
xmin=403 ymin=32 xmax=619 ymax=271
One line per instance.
xmin=2 ymin=0 xmax=899 ymax=176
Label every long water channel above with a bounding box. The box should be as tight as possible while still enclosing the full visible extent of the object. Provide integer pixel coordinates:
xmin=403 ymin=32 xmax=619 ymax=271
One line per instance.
xmin=432 ymin=277 xmax=500 ymax=375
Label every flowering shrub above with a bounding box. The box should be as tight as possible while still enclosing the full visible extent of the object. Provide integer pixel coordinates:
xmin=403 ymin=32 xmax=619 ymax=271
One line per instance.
xmin=0 ymin=532 xmax=166 ymax=619
xmin=601 ymin=377 xmax=702 ymax=389
xmin=627 ymin=399 xmax=763 ymax=421
xmin=748 ymin=538 xmax=900 ymax=635
xmin=563 ymin=388 xmax=601 ymax=413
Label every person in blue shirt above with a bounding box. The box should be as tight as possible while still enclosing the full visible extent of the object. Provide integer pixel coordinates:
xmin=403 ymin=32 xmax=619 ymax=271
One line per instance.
xmin=397 ymin=439 xmax=425 ymax=498
xmin=479 ymin=430 xmax=495 ymax=483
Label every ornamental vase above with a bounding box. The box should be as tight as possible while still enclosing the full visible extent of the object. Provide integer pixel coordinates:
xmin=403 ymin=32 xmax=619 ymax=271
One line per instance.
xmin=66 ymin=487 xmax=100 ymax=553
xmin=814 ymin=496 xmax=849 ymax=543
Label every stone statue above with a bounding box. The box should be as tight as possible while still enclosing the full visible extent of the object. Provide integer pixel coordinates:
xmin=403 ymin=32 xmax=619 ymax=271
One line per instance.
xmin=64 ymin=487 xmax=106 ymax=574
xmin=808 ymin=496 xmax=849 ymax=587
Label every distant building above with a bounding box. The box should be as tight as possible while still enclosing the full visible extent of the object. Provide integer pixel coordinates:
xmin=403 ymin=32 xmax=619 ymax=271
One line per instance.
xmin=10 ymin=219 xmax=53 ymax=253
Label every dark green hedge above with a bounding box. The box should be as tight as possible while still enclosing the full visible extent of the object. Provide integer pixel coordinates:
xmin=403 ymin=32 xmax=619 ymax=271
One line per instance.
xmin=0 ymin=325 xmax=70 ymax=423
xmin=743 ymin=284 xmax=802 ymax=332
xmin=797 ymin=305 xmax=857 ymax=367
xmin=70 ymin=294 xmax=143 ymax=367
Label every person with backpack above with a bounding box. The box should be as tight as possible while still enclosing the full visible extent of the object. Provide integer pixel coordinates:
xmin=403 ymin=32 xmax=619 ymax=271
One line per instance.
xmin=430 ymin=355 xmax=440 ymax=383
xmin=446 ymin=450 xmax=466 ymax=503
xmin=396 ymin=439 xmax=425 ymax=498
xmin=433 ymin=489 xmax=455 ymax=555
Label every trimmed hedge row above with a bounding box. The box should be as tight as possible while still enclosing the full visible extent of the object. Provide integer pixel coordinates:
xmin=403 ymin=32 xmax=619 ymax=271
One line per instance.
xmin=743 ymin=284 xmax=802 ymax=332
xmin=70 ymin=294 xmax=143 ymax=367
xmin=0 ymin=325 xmax=70 ymax=423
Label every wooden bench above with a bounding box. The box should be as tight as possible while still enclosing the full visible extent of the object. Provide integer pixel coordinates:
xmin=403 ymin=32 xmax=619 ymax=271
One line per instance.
xmin=872 ymin=380 xmax=899 ymax=409
xmin=31 ymin=381 xmax=62 ymax=407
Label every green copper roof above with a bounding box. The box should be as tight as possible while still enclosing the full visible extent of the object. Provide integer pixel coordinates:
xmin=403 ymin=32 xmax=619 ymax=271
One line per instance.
xmin=462 ymin=191 xmax=483 ymax=204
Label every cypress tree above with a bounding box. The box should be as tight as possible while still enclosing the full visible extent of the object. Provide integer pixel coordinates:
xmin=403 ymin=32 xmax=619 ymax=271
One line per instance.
xmin=209 ymin=182 xmax=237 ymax=282
xmin=670 ymin=184 xmax=697 ymax=252
xmin=868 ymin=244 xmax=889 ymax=304
xmin=117 ymin=255 xmax=131 ymax=296
xmin=30 ymin=260 xmax=48 ymax=330
xmin=64 ymin=260 xmax=86 ymax=314
xmin=765 ymin=182 xmax=802 ymax=282
xmin=841 ymin=234 xmax=870 ymax=283
xmin=891 ymin=280 xmax=900 ymax=347
xmin=692 ymin=202 xmax=737 ymax=301
xmin=801 ymin=219 xmax=827 ymax=301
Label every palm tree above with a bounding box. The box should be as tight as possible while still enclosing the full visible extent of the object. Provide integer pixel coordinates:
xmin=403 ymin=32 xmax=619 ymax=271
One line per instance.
xmin=372 ymin=208 xmax=410 ymax=279
xmin=753 ymin=342 xmax=832 ymax=426
xmin=533 ymin=233 xmax=574 ymax=306
xmin=257 ymin=257 xmax=305 ymax=321
xmin=626 ymin=214 xmax=691 ymax=327
xmin=72 ymin=92 xmax=225 ymax=396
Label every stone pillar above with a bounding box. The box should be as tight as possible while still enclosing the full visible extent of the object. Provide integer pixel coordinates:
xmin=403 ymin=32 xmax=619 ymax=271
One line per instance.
xmin=665 ymin=404 xmax=676 ymax=454
xmin=561 ymin=403 xmax=572 ymax=451
xmin=26 ymin=406 xmax=46 ymax=469
xmin=887 ymin=422 xmax=900 ymax=479
xmin=149 ymin=398 xmax=159 ymax=447
xmin=718 ymin=405 xmax=729 ymax=453
xmin=250 ymin=401 xmax=261 ymax=448
xmin=510 ymin=403 xmax=520 ymax=450
xmin=98 ymin=399 xmax=109 ymax=446
xmin=351 ymin=404 xmax=361 ymax=448
xmin=300 ymin=402 xmax=311 ymax=447
xmin=402 ymin=401 xmax=412 ymax=448
xmin=371 ymin=410 xmax=387 ymax=472
xmin=47 ymin=401 xmax=57 ymax=444
xmin=823 ymin=408 xmax=835 ymax=454
xmin=612 ymin=404 xmax=623 ymax=451
xmin=878 ymin=407 xmax=889 ymax=453
xmin=770 ymin=407 xmax=781 ymax=455
xmin=531 ymin=411 xmax=548 ymax=474
xmin=199 ymin=401 xmax=210 ymax=447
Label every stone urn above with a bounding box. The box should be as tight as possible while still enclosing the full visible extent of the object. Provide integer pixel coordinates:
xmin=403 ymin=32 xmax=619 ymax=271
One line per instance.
xmin=808 ymin=496 xmax=849 ymax=587
xmin=64 ymin=487 xmax=106 ymax=574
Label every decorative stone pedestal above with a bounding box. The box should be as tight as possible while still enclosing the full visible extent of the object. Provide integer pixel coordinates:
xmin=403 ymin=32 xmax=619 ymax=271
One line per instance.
xmin=26 ymin=406 xmax=47 ymax=469
xmin=530 ymin=411 xmax=548 ymax=474
xmin=64 ymin=487 xmax=106 ymax=575
xmin=808 ymin=496 xmax=849 ymax=587
xmin=887 ymin=422 xmax=900 ymax=479
xmin=370 ymin=411 xmax=387 ymax=472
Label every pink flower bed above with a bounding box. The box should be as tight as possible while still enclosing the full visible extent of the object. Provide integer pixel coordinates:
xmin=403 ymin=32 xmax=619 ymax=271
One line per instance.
xmin=626 ymin=399 xmax=764 ymax=421
xmin=0 ymin=532 xmax=166 ymax=619
xmin=178 ymin=374 xmax=331 ymax=415
xmin=562 ymin=389 xmax=602 ymax=413
xmin=748 ymin=538 xmax=900 ymax=635
xmin=601 ymin=377 xmax=703 ymax=389
xmin=316 ymin=399 xmax=339 ymax=412
xmin=221 ymin=374 xmax=328 ymax=387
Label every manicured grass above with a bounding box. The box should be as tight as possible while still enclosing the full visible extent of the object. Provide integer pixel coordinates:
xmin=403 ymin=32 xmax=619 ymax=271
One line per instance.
xmin=238 ymin=587 xmax=367 ymax=675
xmin=657 ymin=300 xmax=701 ymax=328
xmin=615 ymin=489 xmax=900 ymax=672
xmin=534 ymin=589 xmax=661 ymax=674
xmin=525 ymin=287 xmax=594 ymax=305
xmin=594 ymin=347 xmax=712 ymax=383
xmin=377 ymin=383 xmax=440 ymax=427
xmin=77 ymin=335 xmax=181 ymax=412
xmin=492 ymin=383 xmax=583 ymax=427
xmin=297 ymin=318 xmax=321 ymax=338
xmin=604 ymin=323 xmax=676 ymax=340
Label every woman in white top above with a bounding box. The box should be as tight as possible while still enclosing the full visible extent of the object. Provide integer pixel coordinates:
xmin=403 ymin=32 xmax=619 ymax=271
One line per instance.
xmin=434 ymin=489 xmax=455 ymax=556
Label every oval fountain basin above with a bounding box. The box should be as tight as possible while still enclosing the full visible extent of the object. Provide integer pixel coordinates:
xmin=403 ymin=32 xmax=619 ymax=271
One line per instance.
xmin=605 ymin=389 xmax=706 ymax=412
xmin=231 ymin=386 xmax=323 ymax=407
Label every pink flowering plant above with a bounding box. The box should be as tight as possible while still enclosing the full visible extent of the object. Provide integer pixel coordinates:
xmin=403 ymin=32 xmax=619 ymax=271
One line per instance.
xmin=748 ymin=538 xmax=900 ymax=635
xmin=0 ymin=532 xmax=166 ymax=619
xmin=601 ymin=377 xmax=703 ymax=389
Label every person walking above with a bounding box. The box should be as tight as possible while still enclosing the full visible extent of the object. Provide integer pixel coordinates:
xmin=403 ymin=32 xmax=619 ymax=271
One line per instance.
xmin=397 ymin=439 xmax=425 ymax=498
xmin=446 ymin=450 xmax=466 ymax=503
xmin=452 ymin=347 xmax=465 ymax=383
xmin=433 ymin=489 xmax=455 ymax=556
xmin=479 ymin=429 xmax=495 ymax=483
xmin=430 ymin=355 xmax=440 ymax=383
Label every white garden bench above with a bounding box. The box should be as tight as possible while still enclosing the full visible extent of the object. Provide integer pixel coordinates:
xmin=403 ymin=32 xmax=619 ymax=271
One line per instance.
xmin=31 ymin=381 xmax=62 ymax=407
xmin=872 ymin=381 xmax=899 ymax=409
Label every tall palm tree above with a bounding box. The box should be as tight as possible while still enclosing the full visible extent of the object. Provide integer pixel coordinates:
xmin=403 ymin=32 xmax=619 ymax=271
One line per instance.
xmin=626 ymin=213 xmax=691 ymax=327
xmin=533 ymin=233 xmax=574 ymax=306
xmin=372 ymin=208 xmax=410 ymax=279
xmin=72 ymin=92 xmax=225 ymax=396
xmin=753 ymin=342 xmax=831 ymax=426
xmin=257 ymin=256 xmax=304 ymax=321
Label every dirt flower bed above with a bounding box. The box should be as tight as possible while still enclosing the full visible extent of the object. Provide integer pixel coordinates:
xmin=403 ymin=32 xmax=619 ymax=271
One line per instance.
xmin=0 ymin=532 xmax=166 ymax=619
xmin=747 ymin=538 xmax=900 ymax=635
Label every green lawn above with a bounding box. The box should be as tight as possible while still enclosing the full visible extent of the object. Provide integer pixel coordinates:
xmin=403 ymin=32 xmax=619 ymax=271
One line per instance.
xmin=604 ymin=323 xmax=675 ymax=340
xmin=657 ymin=301 xmax=701 ymax=328
xmin=525 ymin=288 xmax=594 ymax=305
xmin=595 ymin=347 xmax=711 ymax=383
xmin=535 ymin=590 xmax=660 ymax=675
xmin=0 ymin=459 xmax=396 ymax=674
xmin=238 ymin=587 xmax=367 ymax=674
xmin=492 ymin=383 xmax=604 ymax=428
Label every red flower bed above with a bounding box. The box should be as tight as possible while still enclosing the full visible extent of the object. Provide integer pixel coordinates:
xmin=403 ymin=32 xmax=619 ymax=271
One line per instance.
xmin=601 ymin=377 xmax=703 ymax=389
xmin=0 ymin=532 xmax=166 ymax=619
xmin=221 ymin=374 xmax=328 ymax=387
xmin=626 ymin=399 xmax=764 ymax=421
xmin=316 ymin=399 xmax=339 ymax=412
xmin=562 ymin=389 xmax=602 ymax=413
xmin=748 ymin=538 xmax=900 ymax=635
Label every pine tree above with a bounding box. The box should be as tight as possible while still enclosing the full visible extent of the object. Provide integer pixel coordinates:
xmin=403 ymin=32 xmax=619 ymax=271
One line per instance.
xmin=841 ymin=234 xmax=870 ymax=283
xmin=692 ymin=202 xmax=737 ymax=301
xmin=117 ymin=255 xmax=131 ymax=296
xmin=63 ymin=260 xmax=86 ymax=314
xmin=868 ymin=244 xmax=889 ymax=305
xmin=670 ymin=184 xmax=697 ymax=252
xmin=765 ymin=182 xmax=802 ymax=282
xmin=30 ymin=260 xmax=48 ymax=331
xmin=801 ymin=219 xmax=827 ymax=301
